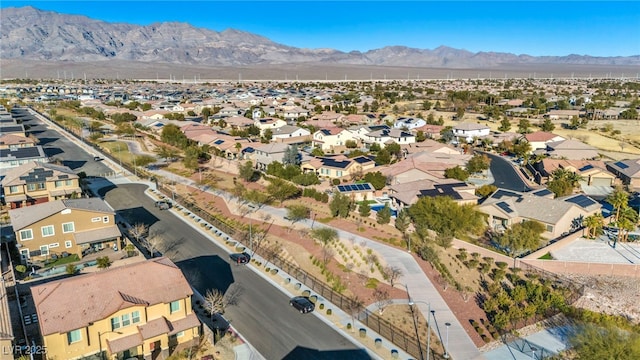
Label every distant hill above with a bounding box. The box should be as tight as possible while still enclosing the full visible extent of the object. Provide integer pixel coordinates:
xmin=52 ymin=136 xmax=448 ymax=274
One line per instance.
xmin=1 ymin=6 xmax=639 ymax=69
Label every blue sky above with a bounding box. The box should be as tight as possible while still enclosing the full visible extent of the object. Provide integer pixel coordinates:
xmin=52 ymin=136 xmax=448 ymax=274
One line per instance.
xmin=3 ymin=1 xmax=639 ymax=56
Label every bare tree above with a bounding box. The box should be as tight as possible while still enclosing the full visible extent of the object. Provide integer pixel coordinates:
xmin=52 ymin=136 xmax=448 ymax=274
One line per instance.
xmin=262 ymin=241 xmax=282 ymax=268
xmin=373 ymin=289 xmax=392 ymax=315
xmin=346 ymin=296 xmax=364 ymax=327
xmin=129 ymin=223 xmax=148 ymax=244
xmin=140 ymin=232 xmax=163 ymax=258
xmin=357 ymin=271 xmax=369 ymax=286
xmin=224 ymin=284 xmax=244 ymax=307
xmin=204 ymin=289 xmax=225 ymax=317
xmin=382 ymin=265 xmax=403 ymax=288
xmin=321 ymin=246 xmax=335 ymax=266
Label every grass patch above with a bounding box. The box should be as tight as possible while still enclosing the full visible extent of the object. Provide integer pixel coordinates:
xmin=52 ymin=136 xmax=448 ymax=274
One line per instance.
xmin=365 ymin=278 xmax=379 ymax=289
xmin=317 ymin=217 xmax=333 ymax=224
xmin=538 ymin=252 xmax=554 ymax=260
xmin=99 ymin=141 xmax=137 ymax=164
xmin=44 ymin=254 xmax=80 ymax=268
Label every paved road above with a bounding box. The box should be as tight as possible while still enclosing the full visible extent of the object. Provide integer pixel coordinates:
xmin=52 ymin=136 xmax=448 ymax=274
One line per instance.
xmin=103 ymin=183 xmax=370 ymax=360
xmin=11 ymin=107 xmax=113 ymax=177
xmin=484 ymin=152 xmax=532 ymax=192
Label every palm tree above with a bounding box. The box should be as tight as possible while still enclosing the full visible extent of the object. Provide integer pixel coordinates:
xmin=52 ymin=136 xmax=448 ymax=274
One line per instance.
xmin=583 ymin=213 xmax=604 ymax=238
xmin=617 ymin=207 xmax=639 ymax=244
xmin=606 ymin=186 xmax=629 ymax=225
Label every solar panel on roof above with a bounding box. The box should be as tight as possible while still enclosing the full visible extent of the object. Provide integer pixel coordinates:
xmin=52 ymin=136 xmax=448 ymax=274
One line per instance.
xmin=578 ymin=164 xmax=594 ymax=172
xmin=614 ymin=161 xmax=629 ymax=169
xmin=533 ymin=188 xmax=553 ymax=197
xmin=496 ymin=201 xmax=514 ymax=214
xmin=214 ymin=139 xmax=224 ymax=145
xmin=337 ymin=185 xmax=346 ymax=192
xmin=565 ymin=195 xmax=596 ymax=208
xmin=363 ymin=183 xmax=372 ymax=190
xmin=356 ymin=184 xmax=365 ymax=191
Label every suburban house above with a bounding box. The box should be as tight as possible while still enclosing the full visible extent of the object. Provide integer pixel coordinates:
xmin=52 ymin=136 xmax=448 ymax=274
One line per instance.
xmin=1 ymin=162 xmax=82 ymax=209
xmin=31 ymin=257 xmax=200 ymax=360
xmin=301 ymin=155 xmax=375 ymax=180
xmin=545 ymin=109 xmax=583 ymax=120
xmin=335 ymin=182 xmax=376 ymax=202
xmin=522 ymin=131 xmax=566 ymax=152
xmin=606 ymin=158 xmax=640 ymax=190
xmin=452 ymin=123 xmax=491 ymax=143
xmin=377 ymin=151 xmax=472 ymax=185
xmin=218 ymin=106 xmax=245 ymax=117
xmin=393 ymin=117 xmax=426 ymax=130
xmin=312 ymin=128 xmax=358 ymax=151
xmin=8 ymin=198 xmax=122 ymax=262
xmin=224 ymin=116 xmax=254 ymax=129
xmin=478 ymin=189 xmax=601 ymax=239
xmin=401 ymin=139 xmax=463 ymax=157
xmin=543 ymin=139 xmax=600 ymax=160
xmin=0 ymin=123 xmax=27 ymax=137
xmin=282 ymin=106 xmax=309 ymax=120
xmin=536 ymin=159 xmax=616 ymax=187
xmin=254 ymin=118 xmax=287 ymax=135
xmin=360 ymin=128 xmax=416 ymax=149
xmin=251 ymin=143 xmax=290 ymax=170
xmin=271 ymin=125 xmax=311 ymax=141
xmin=388 ymin=178 xmax=478 ymax=209
xmin=0 ymin=146 xmax=49 ymax=170
xmin=0 ymin=133 xmax=37 ymax=150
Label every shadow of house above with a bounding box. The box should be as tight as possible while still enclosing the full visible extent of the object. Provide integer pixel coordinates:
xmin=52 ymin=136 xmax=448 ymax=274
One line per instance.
xmin=176 ymin=255 xmax=235 ymax=295
xmin=60 ymin=160 xmax=87 ymax=170
xmin=283 ymin=346 xmax=372 ymax=360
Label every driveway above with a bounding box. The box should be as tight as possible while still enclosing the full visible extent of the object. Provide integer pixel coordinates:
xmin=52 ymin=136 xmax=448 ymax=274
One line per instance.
xmin=483 ymin=152 xmax=532 ymax=192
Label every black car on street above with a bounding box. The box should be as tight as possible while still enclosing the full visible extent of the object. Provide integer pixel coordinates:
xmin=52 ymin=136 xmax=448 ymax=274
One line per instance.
xmin=289 ymin=296 xmax=315 ymax=314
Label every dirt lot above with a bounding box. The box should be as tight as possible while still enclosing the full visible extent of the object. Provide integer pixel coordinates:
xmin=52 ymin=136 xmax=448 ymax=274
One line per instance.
xmin=566 ymin=274 xmax=640 ymax=324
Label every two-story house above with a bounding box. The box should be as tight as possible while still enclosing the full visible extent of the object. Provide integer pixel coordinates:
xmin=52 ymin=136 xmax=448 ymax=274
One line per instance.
xmin=301 ymin=155 xmax=375 ymax=179
xmin=251 ymin=143 xmax=290 ymax=170
xmin=282 ymin=106 xmax=309 ymax=121
xmin=271 ymin=125 xmax=311 ymax=141
xmin=31 ymin=257 xmax=200 ymax=360
xmin=254 ymin=118 xmax=287 ymax=136
xmin=361 ymin=128 xmax=416 ymax=149
xmin=8 ymin=198 xmax=122 ymax=262
xmin=452 ymin=123 xmax=491 ymax=143
xmin=312 ymin=128 xmax=358 ymax=151
xmin=522 ymin=131 xmax=566 ymax=152
xmin=1 ymin=162 xmax=82 ymax=209
xmin=393 ymin=117 xmax=427 ymax=130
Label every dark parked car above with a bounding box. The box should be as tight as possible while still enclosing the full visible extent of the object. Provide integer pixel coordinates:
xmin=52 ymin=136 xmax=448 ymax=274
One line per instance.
xmin=289 ymin=296 xmax=315 ymax=314
xmin=229 ymin=252 xmax=251 ymax=264
xmin=93 ymin=156 xmax=104 ymax=161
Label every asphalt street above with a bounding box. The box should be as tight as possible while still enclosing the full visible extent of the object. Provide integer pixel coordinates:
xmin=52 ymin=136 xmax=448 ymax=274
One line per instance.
xmin=484 ymin=152 xmax=532 ymax=192
xmin=11 ymin=106 xmax=113 ymax=177
xmin=103 ymin=183 xmax=370 ymax=360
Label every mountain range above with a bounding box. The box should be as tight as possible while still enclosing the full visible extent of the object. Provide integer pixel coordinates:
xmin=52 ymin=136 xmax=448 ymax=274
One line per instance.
xmin=1 ymin=6 xmax=639 ymax=69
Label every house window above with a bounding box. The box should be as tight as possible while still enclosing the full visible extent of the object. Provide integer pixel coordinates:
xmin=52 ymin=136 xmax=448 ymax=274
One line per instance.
xmin=40 ymin=245 xmax=49 ymax=256
xmin=67 ymin=329 xmax=81 ymax=344
xmin=337 ymin=171 xmax=342 ymax=177
xmin=132 ymin=311 xmax=140 ymax=324
xmin=103 ymin=216 xmax=109 ymax=223
xmin=65 ymin=240 xmax=73 ymax=248
xmin=170 ymin=300 xmax=180 ymax=314
xmin=41 ymin=225 xmax=55 ymax=237
xmin=65 ymin=180 xmax=73 ymax=186
xmin=176 ymin=331 xmax=184 ymax=338
xmin=546 ymin=225 xmax=554 ymax=233
xmin=19 ymin=229 xmax=33 ymax=241
xmin=91 ymin=217 xmax=101 ymax=222
xmin=9 ymin=186 xmax=19 ymax=194
xmin=27 ymin=183 xmax=45 ymax=191
xmin=49 ymin=243 xmax=59 ymax=249
xmin=121 ymin=313 xmax=131 ymax=327
xmin=111 ymin=317 xmax=121 ymax=330
xmin=55 ymin=180 xmax=64 ymax=188
xmin=20 ymin=249 xmax=29 ymax=260
xmin=62 ymin=222 xmax=75 ymax=233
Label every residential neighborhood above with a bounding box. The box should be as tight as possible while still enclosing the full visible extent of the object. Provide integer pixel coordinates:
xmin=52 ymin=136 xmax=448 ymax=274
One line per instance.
xmin=0 ymin=75 xmax=639 ymax=360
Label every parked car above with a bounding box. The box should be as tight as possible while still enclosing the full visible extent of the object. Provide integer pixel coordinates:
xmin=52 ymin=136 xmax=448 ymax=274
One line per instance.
xmin=229 ymin=252 xmax=251 ymax=265
xmin=289 ymin=296 xmax=315 ymax=314
xmin=93 ymin=156 xmax=104 ymax=161
xmin=154 ymin=200 xmax=171 ymax=210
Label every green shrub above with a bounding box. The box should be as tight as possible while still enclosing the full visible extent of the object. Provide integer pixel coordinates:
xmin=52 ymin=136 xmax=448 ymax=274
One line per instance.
xmin=319 ymin=303 xmax=325 ymax=310
xmin=326 ymin=309 xmax=332 ymax=315
xmin=359 ymin=328 xmax=366 ymax=338
xmin=346 ymin=323 xmax=352 ymax=330
xmin=365 ymin=278 xmax=379 ymax=289
xmin=302 ymin=290 xmax=311 ymax=297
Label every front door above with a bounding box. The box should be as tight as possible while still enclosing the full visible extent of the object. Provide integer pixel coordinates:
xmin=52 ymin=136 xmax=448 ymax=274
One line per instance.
xmin=151 ymin=340 xmax=161 ymax=360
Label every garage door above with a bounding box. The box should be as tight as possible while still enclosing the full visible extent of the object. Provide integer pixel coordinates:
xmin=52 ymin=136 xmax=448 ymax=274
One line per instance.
xmin=591 ymin=177 xmax=612 ymax=186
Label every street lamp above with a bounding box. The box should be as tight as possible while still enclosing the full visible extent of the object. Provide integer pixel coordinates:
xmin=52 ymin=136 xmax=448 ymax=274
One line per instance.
xmin=311 ymin=212 xmax=317 ymax=229
xmin=531 ymin=346 xmax=537 ymax=360
xmin=405 ymin=285 xmax=433 ymax=360
xmin=98 ymin=330 xmax=122 ymax=360
xmin=405 ymin=285 xmax=424 ymax=360
xmin=444 ymin=322 xmax=451 ymax=359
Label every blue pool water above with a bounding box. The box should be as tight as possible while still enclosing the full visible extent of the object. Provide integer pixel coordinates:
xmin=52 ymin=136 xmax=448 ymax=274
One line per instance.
xmin=370 ymin=204 xmax=398 ymax=217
